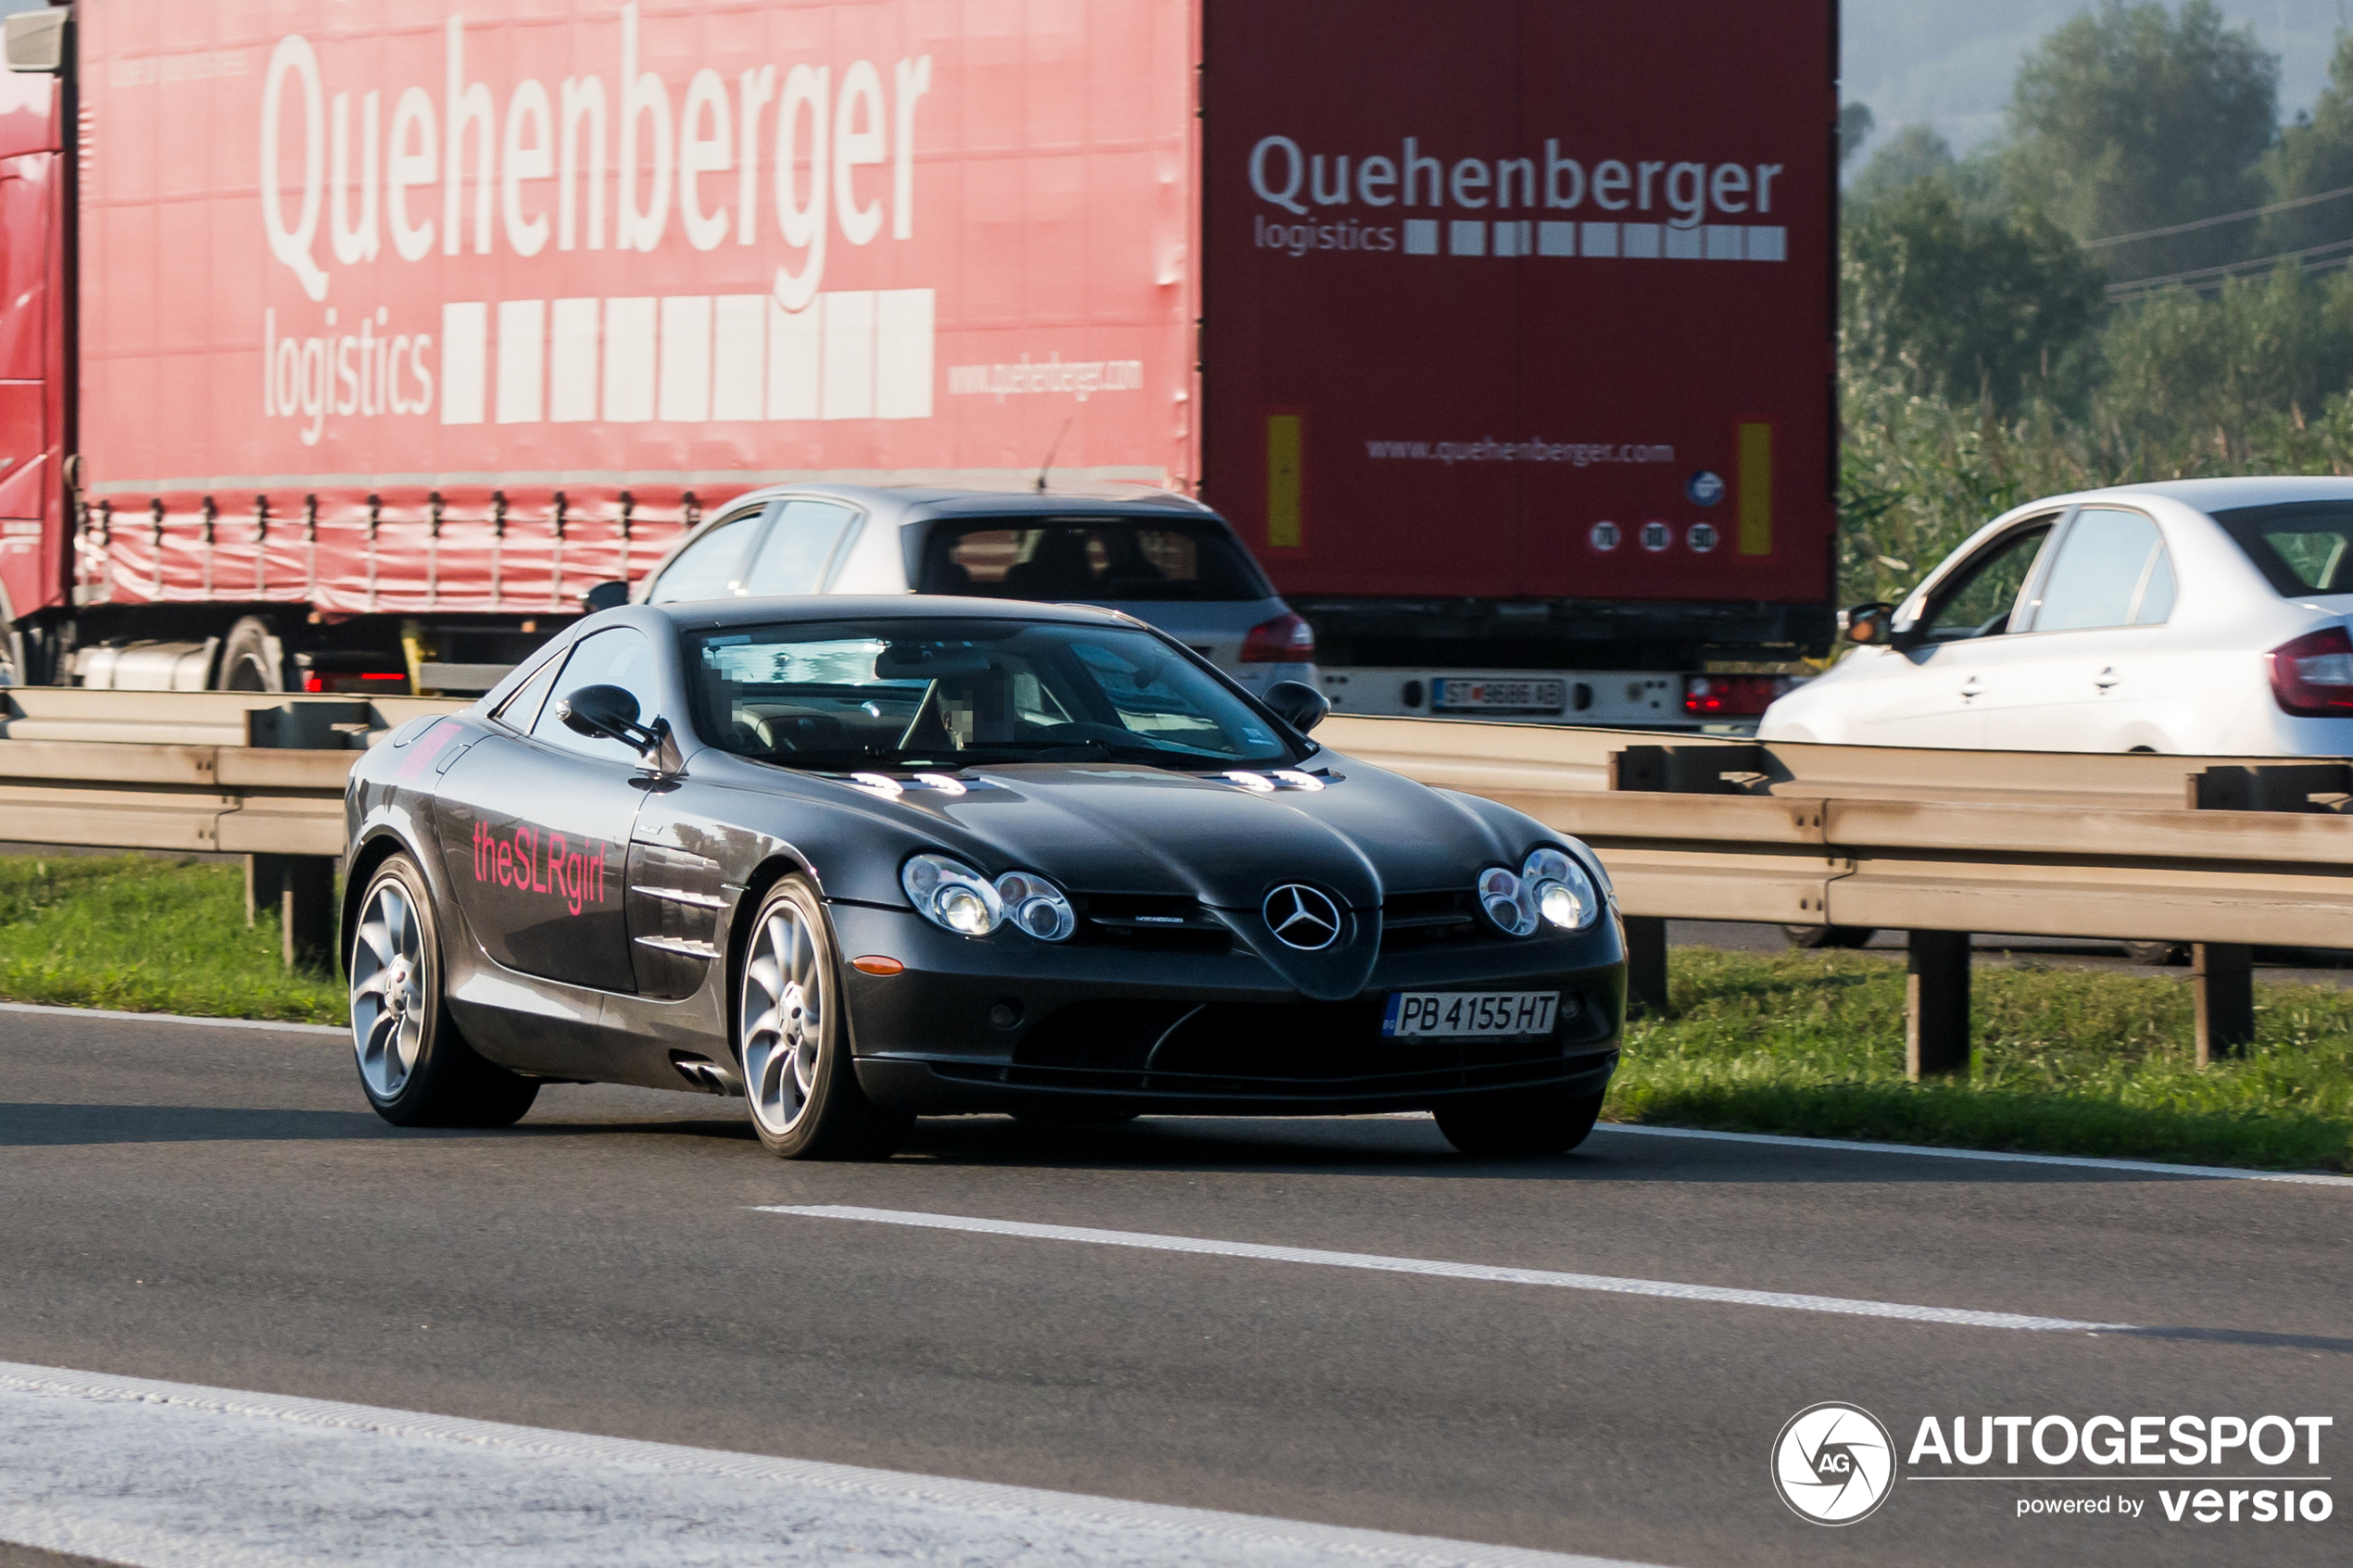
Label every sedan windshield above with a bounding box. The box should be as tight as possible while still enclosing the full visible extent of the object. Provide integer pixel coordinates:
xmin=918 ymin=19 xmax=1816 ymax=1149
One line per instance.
xmin=688 ymin=618 xmax=1298 ymax=771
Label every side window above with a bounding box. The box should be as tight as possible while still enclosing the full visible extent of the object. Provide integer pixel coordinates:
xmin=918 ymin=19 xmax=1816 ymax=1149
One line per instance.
xmin=532 ymin=628 xmax=662 ymax=764
xmin=647 ymin=504 xmax=774 ymax=605
xmin=740 ymin=500 xmax=860 ymax=597
xmin=1919 ymin=523 xmax=2053 ymax=641
xmin=2031 ymin=508 xmax=2170 ymax=633
xmin=492 ymin=652 xmax=563 ymax=732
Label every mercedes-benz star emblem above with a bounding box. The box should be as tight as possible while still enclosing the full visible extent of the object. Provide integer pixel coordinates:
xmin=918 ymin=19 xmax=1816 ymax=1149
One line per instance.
xmin=1262 ymin=884 xmax=1343 ymax=951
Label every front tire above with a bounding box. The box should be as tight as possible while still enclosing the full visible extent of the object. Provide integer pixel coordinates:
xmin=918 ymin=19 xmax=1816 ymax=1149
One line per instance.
xmin=738 ymin=877 xmax=911 ymax=1160
xmin=1434 ymin=1087 xmax=1605 ymax=1159
xmin=348 ymin=854 xmax=538 ymax=1128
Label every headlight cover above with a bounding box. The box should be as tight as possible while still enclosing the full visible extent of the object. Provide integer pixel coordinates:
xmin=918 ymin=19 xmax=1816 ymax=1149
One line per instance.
xmin=994 ymin=870 xmax=1076 ymax=942
xmin=902 ymin=854 xmax=1003 ymax=936
xmin=1522 ymin=846 xmax=1600 ymax=931
xmin=1477 ymin=865 xmax=1539 ymax=936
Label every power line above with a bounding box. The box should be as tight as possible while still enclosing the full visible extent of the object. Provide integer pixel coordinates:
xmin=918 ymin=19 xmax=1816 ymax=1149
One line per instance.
xmin=2106 ymin=233 xmax=2353 ymax=299
xmin=2082 ymin=182 xmax=2353 ymax=248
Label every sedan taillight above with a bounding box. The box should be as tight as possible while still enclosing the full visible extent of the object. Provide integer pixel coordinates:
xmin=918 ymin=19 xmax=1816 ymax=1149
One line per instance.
xmin=1239 ymin=611 xmax=1315 ymax=663
xmin=2267 ymin=625 xmax=2353 ymax=715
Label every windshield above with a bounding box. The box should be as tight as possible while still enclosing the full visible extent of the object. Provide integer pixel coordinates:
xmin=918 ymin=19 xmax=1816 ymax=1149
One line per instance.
xmin=688 ymin=618 xmax=1298 ymax=771
xmin=918 ymin=518 xmax=1273 ymax=602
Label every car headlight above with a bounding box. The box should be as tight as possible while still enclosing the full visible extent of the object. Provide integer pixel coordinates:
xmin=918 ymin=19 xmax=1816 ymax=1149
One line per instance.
xmin=994 ymin=870 xmax=1076 ymax=942
xmin=1477 ymin=866 xmax=1539 ymax=936
xmin=902 ymin=854 xmax=1003 ymax=936
xmin=1522 ymin=846 xmax=1600 ymax=931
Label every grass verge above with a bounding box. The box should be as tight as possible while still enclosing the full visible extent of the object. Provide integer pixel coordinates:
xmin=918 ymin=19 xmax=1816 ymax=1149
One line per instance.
xmin=1606 ymin=948 xmax=2353 ymax=1173
xmin=0 ymin=855 xmax=346 ymax=1025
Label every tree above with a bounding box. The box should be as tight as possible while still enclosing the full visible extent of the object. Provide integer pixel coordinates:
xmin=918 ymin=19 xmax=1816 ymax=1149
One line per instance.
xmin=2006 ymin=1 xmax=2277 ymax=282
xmin=2262 ymin=31 xmax=2353 ymax=259
xmin=1848 ymin=126 xmax=1955 ymax=207
xmin=1843 ymin=176 xmax=2108 ymax=411
xmin=1840 ymin=102 xmax=1876 ymax=168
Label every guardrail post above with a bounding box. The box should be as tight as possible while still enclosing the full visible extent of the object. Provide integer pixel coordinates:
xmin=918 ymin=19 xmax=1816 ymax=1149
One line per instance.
xmin=2179 ymin=764 xmax=2351 ymax=1066
xmin=1622 ymin=916 xmax=1668 ymax=1016
xmin=1607 ymin=745 xmax=1764 ymax=1020
xmin=2194 ymin=944 xmax=2254 ymax=1065
xmin=1906 ymin=930 xmax=1970 ymax=1079
xmin=246 ymin=852 xmax=335 ymax=970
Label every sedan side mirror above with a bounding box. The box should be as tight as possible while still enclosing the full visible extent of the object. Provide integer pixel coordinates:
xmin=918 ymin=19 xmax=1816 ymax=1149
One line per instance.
xmin=1265 ymin=679 xmax=1330 ymax=734
xmin=1839 ymin=602 xmax=1895 ymax=646
xmin=581 ymin=580 xmax=630 ymax=613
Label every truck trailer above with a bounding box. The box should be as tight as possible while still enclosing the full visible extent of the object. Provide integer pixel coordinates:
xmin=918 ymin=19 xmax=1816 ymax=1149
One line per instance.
xmin=0 ymin=0 xmax=1836 ymax=722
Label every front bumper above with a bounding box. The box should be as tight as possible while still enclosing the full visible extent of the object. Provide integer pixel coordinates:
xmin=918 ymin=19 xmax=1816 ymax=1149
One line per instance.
xmin=829 ymin=901 xmax=1626 ymax=1116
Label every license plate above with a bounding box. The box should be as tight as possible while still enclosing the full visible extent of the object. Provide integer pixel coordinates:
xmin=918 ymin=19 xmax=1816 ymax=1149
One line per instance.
xmin=1431 ymin=677 xmax=1567 ymax=715
xmin=1382 ymin=991 xmax=1562 ymax=1038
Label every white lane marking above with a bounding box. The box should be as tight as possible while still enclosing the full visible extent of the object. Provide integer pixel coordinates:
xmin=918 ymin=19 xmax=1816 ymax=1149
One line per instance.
xmin=0 ymin=999 xmax=343 ymax=1036
xmin=761 ymin=1206 xmax=2136 ymax=1333
xmin=0 ymin=1359 xmax=1659 ymax=1568
xmin=1588 ymin=1123 xmax=2353 ymax=1187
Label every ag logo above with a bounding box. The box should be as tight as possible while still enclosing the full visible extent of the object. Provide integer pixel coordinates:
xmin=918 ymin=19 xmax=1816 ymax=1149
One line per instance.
xmin=1771 ymin=1402 xmax=1896 ymax=1524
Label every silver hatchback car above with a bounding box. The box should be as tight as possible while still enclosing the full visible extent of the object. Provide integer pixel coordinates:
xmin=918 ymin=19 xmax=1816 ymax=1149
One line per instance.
xmin=598 ymin=483 xmax=1318 ymax=698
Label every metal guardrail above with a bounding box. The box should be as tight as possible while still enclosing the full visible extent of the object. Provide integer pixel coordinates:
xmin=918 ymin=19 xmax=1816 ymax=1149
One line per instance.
xmin=1 ymin=696 xmax=2341 ymax=1066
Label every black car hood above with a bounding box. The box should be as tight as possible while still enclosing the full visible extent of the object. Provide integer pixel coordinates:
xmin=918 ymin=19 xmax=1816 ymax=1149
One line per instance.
xmin=859 ymin=758 xmax=1535 ymax=1000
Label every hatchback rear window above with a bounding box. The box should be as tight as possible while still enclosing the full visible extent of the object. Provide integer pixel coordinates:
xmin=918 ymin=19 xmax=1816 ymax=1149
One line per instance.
xmin=919 ymin=518 xmax=1271 ymax=602
xmin=2213 ymin=501 xmax=2353 ymax=596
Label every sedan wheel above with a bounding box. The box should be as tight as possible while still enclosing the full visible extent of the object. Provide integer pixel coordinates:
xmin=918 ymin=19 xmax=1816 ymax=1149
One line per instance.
xmin=737 ymin=877 xmax=911 ymax=1160
xmin=348 ymin=854 xmax=538 ymax=1128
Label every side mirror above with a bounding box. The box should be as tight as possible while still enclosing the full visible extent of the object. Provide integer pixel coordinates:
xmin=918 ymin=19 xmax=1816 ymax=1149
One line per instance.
xmin=1265 ymin=679 xmax=1330 ymax=734
xmin=1839 ymin=603 xmax=1895 ymax=646
xmin=556 ymin=684 xmax=685 ymax=773
xmin=581 ymin=580 xmax=630 ymax=613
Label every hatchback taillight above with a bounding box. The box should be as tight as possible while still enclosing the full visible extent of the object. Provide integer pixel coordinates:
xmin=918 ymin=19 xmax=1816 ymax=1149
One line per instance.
xmin=1683 ymin=673 xmax=1792 ymax=717
xmin=1239 ymin=611 xmax=1315 ymax=663
xmin=2267 ymin=625 xmax=2353 ymax=715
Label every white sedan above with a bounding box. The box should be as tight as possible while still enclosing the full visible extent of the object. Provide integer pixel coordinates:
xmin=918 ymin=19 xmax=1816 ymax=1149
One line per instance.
xmin=1761 ymin=476 xmax=2353 ymax=754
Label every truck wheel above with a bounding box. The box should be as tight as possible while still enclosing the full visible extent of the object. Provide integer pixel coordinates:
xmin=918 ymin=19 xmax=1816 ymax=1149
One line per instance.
xmin=1434 ymin=1087 xmax=1605 ymax=1158
xmin=218 ymin=616 xmax=287 ymax=692
xmin=1784 ymin=925 xmax=1878 ymax=949
xmin=737 ymin=877 xmax=912 ymax=1160
xmin=348 ymin=854 xmax=539 ymax=1128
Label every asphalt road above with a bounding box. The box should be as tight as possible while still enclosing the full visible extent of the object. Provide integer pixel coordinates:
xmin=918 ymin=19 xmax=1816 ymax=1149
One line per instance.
xmin=1 ymin=1006 xmax=2347 ymax=1567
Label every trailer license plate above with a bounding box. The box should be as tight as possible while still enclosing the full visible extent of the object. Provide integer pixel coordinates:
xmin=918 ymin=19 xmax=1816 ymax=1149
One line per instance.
xmin=1431 ymin=678 xmax=1567 ymax=714
xmin=1382 ymin=991 xmax=1561 ymax=1038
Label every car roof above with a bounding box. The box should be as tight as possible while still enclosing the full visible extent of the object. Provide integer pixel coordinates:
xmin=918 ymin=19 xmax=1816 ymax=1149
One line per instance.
xmin=740 ymin=482 xmax=1221 ymax=522
xmin=639 ymin=594 xmax=1138 ymax=631
xmin=2093 ymin=475 xmax=2353 ymax=513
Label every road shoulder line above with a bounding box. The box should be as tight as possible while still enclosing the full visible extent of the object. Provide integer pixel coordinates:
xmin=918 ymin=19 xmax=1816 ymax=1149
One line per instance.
xmin=1591 ymin=1122 xmax=2353 ymax=1186
xmin=0 ymin=1000 xmax=343 ymax=1037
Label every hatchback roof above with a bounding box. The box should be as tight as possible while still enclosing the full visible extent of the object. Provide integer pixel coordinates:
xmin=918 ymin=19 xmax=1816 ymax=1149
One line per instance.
xmin=755 ymin=482 xmax=1217 ymax=521
xmin=644 ymin=594 xmax=1135 ymax=631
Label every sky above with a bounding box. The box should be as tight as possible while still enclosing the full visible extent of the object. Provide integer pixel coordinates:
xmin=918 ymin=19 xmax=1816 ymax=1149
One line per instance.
xmin=1843 ymin=0 xmax=2347 ymax=160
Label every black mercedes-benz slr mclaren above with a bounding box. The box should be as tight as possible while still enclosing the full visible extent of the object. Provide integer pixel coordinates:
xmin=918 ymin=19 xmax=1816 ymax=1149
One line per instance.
xmin=340 ymin=597 xmax=1628 ymax=1160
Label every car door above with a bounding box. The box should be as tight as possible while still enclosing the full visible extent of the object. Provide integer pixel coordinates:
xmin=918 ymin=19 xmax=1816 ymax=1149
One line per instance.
xmin=432 ymin=626 xmax=663 ymax=990
xmin=1981 ymin=506 xmax=2178 ymax=751
xmin=1851 ymin=519 xmax=2057 ymax=746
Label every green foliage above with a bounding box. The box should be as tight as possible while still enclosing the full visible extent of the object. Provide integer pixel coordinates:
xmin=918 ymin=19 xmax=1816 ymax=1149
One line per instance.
xmin=2007 ymin=0 xmax=2279 ymax=276
xmin=1606 ymin=948 xmax=2353 ymax=1172
xmin=1842 ymin=175 xmax=2107 ymax=409
xmin=0 ymin=854 xmax=346 ymax=1023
